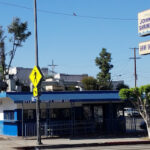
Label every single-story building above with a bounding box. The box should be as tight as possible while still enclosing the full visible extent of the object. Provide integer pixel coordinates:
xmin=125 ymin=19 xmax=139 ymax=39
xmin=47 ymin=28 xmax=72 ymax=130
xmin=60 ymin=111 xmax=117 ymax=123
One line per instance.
xmin=0 ymin=91 xmax=125 ymax=136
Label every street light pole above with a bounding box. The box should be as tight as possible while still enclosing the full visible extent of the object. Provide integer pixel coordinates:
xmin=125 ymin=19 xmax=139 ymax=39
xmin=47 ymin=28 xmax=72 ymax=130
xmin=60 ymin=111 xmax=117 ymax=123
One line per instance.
xmin=34 ymin=0 xmax=39 ymax=67
xmin=34 ymin=0 xmax=42 ymax=145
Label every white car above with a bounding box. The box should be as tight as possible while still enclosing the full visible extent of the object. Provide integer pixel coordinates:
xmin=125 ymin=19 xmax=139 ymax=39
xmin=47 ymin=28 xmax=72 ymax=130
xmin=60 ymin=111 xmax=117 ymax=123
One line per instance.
xmin=124 ymin=108 xmax=140 ymax=117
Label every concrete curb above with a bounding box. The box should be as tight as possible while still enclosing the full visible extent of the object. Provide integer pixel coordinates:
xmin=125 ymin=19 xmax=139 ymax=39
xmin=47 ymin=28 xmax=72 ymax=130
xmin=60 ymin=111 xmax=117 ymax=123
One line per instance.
xmin=14 ymin=140 xmax=150 ymax=149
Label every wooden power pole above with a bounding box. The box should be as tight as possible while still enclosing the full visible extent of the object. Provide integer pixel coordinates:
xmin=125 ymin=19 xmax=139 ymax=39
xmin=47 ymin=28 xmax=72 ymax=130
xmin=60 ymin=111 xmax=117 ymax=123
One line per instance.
xmin=129 ymin=48 xmax=140 ymax=88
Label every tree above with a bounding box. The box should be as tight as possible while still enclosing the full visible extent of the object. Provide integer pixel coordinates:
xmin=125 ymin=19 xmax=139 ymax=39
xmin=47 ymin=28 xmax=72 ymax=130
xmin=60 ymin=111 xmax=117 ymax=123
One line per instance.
xmin=6 ymin=18 xmax=31 ymax=75
xmin=0 ymin=26 xmax=6 ymax=80
xmin=119 ymin=85 xmax=150 ymax=138
xmin=0 ymin=18 xmax=31 ymax=81
xmin=116 ymin=83 xmax=129 ymax=90
xmin=82 ymin=76 xmax=98 ymax=90
xmin=95 ymin=48 xmax=113 ymax=90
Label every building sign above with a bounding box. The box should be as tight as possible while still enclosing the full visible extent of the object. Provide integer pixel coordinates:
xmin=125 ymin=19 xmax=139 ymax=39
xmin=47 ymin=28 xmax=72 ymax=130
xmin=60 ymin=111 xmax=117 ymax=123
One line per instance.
xmin=139 ymin=40 xmax=150 ymax=55
xmin=138 ymin=9 xmax=150 ymax=36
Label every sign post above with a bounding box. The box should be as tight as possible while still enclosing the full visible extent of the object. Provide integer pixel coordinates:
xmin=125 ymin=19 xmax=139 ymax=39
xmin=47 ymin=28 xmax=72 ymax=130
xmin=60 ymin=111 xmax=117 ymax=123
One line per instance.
xmin=29 ymin=66 xmax=43 ymax=145
xmin=29 ymin=0 xmax=43 ymax=145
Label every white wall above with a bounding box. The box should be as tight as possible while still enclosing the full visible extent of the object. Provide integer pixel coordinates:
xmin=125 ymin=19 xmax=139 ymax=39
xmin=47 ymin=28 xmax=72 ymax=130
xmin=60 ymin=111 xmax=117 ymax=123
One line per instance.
xmin=55 ymin=73 xmax=88 ymax=82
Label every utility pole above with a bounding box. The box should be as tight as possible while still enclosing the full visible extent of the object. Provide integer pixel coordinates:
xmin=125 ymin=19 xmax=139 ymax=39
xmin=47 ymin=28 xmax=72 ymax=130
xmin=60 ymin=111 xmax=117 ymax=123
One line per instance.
xmin=129 ymin=48 xmax=140 ymax=88
xmin=34 ymin=0 xmax=42 ymax=145
xmin=48 ymin=60 xmax=58 ymax=76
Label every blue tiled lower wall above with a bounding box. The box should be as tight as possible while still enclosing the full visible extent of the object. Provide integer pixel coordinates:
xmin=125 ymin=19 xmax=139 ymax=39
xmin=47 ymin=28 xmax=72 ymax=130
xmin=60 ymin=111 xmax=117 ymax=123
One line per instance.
xmin=0 ymin=121 xmax=18 ymax=136
xmin=3 ymin=122 xmax=18 ymax=136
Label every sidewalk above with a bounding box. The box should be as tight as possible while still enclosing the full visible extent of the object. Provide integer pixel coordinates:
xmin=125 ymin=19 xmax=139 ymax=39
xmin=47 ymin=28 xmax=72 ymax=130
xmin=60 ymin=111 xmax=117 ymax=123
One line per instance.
xmin=0 ymin=135 xmax=150 ymax=150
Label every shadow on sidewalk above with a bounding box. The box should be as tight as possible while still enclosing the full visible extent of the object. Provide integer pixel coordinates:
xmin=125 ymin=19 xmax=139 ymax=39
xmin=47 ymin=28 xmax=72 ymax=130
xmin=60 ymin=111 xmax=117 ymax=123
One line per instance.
xmin=14 ymin=140 xmax=150 ymax=150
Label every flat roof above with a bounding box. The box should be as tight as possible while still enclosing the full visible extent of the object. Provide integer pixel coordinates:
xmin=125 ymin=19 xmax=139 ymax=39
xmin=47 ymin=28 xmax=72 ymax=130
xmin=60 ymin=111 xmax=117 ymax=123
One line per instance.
xmin=0 ymin=91 xmax=121 ymax=103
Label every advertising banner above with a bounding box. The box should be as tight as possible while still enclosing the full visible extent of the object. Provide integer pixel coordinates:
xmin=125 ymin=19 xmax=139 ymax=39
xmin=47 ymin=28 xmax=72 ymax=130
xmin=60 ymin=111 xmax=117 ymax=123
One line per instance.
xmin=139 ymin=40 xmax=150 ymax=55
xmin=138 ymin=9 xmax=150 ymax=36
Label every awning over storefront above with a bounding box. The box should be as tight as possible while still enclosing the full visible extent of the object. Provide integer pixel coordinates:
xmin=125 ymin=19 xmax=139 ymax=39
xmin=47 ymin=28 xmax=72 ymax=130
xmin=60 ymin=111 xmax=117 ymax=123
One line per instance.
xmin=0 ymin=91 xmax=121 ymax=103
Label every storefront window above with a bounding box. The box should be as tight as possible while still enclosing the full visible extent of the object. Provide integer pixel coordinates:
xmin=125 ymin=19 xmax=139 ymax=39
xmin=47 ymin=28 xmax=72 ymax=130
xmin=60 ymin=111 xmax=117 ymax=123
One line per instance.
xmin=41 ymin=109 xmax=46 ymax=119
xmin=28 ymin=110 xmax=34 ymax=120
xmin=23 ymin=110 xmax=34 ymax=120
xmin=49 ymin=108 xmax=71 ymax=120
xmin=83 ymin=106 xmax=92 ymax=120
xmin=62 ymin=109 xmax=70 ymax=120
xmin=50 ymin=109 xmax=57 ymax=119
xmin=4 ymin=110 xmax=14 ymax=120
xmin=94 ymin=106 xmax=103 ymax=123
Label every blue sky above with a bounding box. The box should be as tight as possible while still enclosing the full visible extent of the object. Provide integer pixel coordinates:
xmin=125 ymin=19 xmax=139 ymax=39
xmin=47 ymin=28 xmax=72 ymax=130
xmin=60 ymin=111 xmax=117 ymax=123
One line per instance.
xmin=0 ymin=0 xmax=150 ymax=87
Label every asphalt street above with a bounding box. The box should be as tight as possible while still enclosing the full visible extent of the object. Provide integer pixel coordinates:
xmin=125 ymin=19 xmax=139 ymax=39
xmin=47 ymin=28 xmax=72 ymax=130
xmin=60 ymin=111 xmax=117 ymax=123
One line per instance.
xmin=41 ymin=144 xmax=150 ymax=150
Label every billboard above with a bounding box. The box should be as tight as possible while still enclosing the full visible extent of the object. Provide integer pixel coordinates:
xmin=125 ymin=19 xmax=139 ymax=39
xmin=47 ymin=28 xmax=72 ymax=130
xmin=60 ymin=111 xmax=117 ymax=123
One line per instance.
xmin=138 ymin=9 xmax=150 ymax=36
xmin=139 ymin=40 xmax=150 ymax=55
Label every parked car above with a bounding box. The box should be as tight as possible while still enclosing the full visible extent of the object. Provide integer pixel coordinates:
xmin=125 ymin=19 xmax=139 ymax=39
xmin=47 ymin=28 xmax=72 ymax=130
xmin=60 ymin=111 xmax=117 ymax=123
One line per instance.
xmin=124 ymin=108 xmax=140 ymax=117
xmin=140 ymin=121 xmax=147 ymax=130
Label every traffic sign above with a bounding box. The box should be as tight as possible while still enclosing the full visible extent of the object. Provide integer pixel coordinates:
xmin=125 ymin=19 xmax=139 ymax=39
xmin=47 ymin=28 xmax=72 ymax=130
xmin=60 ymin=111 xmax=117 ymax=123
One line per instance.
xmin=29 ymin=66 xmax=43 ymax=87
xmin=33 ymin=87 xmax=38 ymax=97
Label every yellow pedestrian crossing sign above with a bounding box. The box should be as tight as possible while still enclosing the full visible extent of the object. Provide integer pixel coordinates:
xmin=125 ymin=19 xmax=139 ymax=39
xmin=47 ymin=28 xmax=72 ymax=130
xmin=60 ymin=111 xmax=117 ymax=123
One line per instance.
xmin=29 ymin=66 xmax=43 ymax=87
xmin=33 ymin=87 xmax=38 ymax=97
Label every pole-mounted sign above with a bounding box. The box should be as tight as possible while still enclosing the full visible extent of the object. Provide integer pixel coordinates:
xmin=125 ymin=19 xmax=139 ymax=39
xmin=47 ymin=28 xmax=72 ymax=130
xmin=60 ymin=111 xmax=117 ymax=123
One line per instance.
xmin=33 ymin=87 xmax=38 ymax=97
xmin=139 ymin=40 xmax=150 ymax=55
xmin=29 ymin=66 xmax=43 ymax=87
xmin=138 ymin=9 xmax=150 ymax=37
xmin=29 ymin=66 xmax=43 ymax=97
xmin=138 ymin=9 xmax=150 ymax=55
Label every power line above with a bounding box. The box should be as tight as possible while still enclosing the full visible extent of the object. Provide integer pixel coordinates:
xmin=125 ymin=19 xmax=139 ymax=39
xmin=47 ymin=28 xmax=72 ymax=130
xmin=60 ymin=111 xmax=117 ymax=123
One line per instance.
xmin=0 ymin=1 xmax=32 ymax=11
xmin=0 ymin=1 xmax=138 ymax=21
xmin=112 ymin=59 xmax=132 ymax=77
